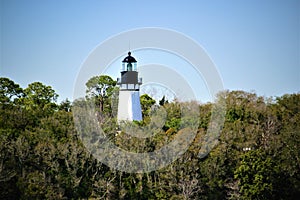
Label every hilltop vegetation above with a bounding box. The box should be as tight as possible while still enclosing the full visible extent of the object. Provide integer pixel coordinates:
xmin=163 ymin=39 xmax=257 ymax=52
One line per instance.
xmin=0 ymin=76 xmax=299 ymax=199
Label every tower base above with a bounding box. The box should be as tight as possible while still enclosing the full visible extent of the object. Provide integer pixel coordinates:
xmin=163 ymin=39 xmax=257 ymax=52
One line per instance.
xmin=117 ymin=91 xmax=142 ymax=122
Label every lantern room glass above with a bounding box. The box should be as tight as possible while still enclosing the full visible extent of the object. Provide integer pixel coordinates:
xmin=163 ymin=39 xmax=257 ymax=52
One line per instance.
xmin=121 ymin=62 xmax=137 ymax=71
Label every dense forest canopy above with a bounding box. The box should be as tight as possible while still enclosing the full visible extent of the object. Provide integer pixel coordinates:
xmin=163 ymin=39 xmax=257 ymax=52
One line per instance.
xmin=0 ymin=76 xmax=299 ymax=199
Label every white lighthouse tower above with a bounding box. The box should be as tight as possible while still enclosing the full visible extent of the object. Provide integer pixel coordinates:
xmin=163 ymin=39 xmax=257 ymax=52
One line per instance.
xmin=117 ymin=52 xmax=143 ymax=121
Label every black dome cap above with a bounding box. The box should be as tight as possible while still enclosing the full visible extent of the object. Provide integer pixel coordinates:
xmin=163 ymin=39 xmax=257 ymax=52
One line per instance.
xmin=122 ymin=51 xmax=137 ymax=63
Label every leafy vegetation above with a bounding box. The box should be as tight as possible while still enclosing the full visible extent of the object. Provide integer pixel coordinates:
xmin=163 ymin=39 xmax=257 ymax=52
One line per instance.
xmin=0 ymin=76 xmax=299 ymax=199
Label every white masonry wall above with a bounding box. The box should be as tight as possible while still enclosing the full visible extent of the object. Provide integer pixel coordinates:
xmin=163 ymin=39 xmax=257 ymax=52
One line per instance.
xmin=117 ymin=90 xmax=142 ymax=122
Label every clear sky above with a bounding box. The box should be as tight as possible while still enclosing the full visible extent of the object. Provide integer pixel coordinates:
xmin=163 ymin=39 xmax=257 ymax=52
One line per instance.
xmin=1 ymin=0 xmax=299 ymax=102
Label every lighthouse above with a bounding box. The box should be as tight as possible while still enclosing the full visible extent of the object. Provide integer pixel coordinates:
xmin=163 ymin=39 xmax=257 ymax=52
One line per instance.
xmin=117 ymin=52 xmax=143 ymax=121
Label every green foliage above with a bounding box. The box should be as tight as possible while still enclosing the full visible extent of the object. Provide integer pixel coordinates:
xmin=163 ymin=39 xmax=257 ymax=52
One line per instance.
xmin=59 ymin=98 xmax=72 ymax=112
xmin=234 ymin=149 xmax=277 ymax=199
xmin=163 ymin=101 xmax=182 ymax=131
xmin=140 ymin=94 xmax=156 ymax=117
xmin=0 ymin=77 xmax=23 ymax=104
xmin=23 ymin=82 xmax=58 ymax=105
xmin=23 ymin=82 xmax=59 ymax=128
xmin=85 ymin=75 xmax=117 ymax=113
xmin=1 ymin=77 xmax=299 ymax=199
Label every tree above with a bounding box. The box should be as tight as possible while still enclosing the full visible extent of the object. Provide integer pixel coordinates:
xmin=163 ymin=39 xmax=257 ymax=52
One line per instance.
xmin=22 ymin=82 xmax=58 ymax=108
xmin=269 ymin=93 xmax=300 ymax=198
xmin=10 ymin=82 xmax=59 ymax=129
xmin=85 ymin=75 xmax=117 ymax=113
xmin=0 ymin=77 xmax=23 ymax=104
xmin=140 ymin=94 xmax=156 ymax=118
xmin=59 ymin=98 xmax=72 ymax=112
xmin=234 ymin=149 xmax=278 ymax=199
xmin=159 ymin=95 xmax=168 ymax=106
xmin=163 ymin=101 xmax=182 ymax=131
xmin=0 ymin=78 xmax=25 ymax=132
xmin=1 ymin=75 xmax=300 ymax=200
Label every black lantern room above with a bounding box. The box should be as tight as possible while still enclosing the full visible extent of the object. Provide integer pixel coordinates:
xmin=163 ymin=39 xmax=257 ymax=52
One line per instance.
xmin=117 ymin=52 xmax=142 ymax=91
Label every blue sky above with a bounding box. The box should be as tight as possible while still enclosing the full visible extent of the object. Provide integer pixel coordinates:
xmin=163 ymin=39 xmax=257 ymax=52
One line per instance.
xmin=1 ymin=0 xmax=299 ymax=102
